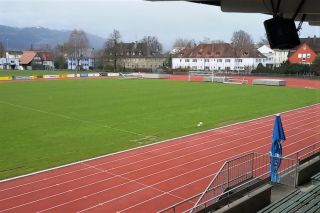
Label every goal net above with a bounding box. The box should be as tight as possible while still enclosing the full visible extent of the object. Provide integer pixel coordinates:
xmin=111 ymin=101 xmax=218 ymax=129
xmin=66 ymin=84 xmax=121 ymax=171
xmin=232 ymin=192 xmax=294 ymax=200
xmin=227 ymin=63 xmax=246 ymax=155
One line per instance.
xmin=188 ymin=71 xmax=248 ymax=84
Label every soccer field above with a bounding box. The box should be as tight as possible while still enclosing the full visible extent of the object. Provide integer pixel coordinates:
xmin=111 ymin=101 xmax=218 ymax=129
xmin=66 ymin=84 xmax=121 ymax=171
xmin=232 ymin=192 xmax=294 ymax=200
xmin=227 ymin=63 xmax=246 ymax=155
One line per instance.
xmin=0 ymin=78 xmax=319 ymax=179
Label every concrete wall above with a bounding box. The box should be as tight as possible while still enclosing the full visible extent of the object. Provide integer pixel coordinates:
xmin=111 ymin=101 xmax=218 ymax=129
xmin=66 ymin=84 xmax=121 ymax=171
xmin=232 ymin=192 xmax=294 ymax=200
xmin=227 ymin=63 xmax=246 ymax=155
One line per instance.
xmin=297 ymin=156 xmax=320 ymax=186
xmin=214 ymin=184 xmax=272 ymax=213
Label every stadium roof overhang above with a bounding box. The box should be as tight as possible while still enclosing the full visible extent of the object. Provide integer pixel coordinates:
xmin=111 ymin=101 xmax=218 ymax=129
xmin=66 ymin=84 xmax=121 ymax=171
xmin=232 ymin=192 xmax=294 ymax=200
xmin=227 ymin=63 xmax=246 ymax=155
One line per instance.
xmin=147 ymin=0 xmax=320 ymax=49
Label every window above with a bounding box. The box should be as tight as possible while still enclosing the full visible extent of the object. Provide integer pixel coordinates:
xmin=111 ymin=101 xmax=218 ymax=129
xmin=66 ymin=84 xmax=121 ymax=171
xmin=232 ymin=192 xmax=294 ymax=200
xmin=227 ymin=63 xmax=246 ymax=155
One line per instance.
xmin=185 ymin=59 xmax=190 ymax=62
xmin=225 ymin=59 xmax=231 ymax=63
xmin=217 ymin=59 xmax=222 ymax=62
xmin=192 ymin=59 xmax=197 ymax=62
xmin=307 ymin=54 xmax=311 ymax=58
xmin=204 ymin=59 xmax=209 ymax=62
xmin=235 ymin=59 xmax=242 ymax=62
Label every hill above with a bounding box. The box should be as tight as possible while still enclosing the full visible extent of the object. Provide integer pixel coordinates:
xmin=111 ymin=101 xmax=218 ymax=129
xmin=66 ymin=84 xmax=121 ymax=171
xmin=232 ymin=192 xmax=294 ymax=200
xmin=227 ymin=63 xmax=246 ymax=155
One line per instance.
xmin=0 ymin=25 xmax=105 ymax=50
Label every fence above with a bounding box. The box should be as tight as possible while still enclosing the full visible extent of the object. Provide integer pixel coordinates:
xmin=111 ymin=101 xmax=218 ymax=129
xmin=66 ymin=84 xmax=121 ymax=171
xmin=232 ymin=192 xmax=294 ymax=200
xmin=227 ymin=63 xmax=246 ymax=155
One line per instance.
xmin=159 ymin=152 xmax=298 ymax=213
xmin=287 ymin=141 xmax=320 ymax=165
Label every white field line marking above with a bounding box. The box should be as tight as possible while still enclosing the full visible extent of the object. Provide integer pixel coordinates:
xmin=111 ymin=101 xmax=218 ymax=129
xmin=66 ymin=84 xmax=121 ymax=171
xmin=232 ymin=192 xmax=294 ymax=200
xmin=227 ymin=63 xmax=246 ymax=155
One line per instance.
xmin=78 ymin=131 xmax=320 ymax=213
xmin=1 ymin=113 xmax=317 ymax=202
xmin=0 ymin=100 xmax=143 ymax=136
xmin=1 ymin=105 xmax=317 ymax=192
xmin=1 ymin=103 xmax=318 ymax=185
xmin=81 ymin=163 xmax=186 ymax=204
xmin=5 ymin=123 xmax=318 ymax=213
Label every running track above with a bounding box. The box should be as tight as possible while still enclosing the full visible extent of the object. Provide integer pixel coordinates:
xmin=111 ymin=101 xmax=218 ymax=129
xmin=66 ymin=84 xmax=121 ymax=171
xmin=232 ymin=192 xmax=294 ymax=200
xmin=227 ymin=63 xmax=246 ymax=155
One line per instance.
xmin=0 ymin=104 xmax=319 ymax=213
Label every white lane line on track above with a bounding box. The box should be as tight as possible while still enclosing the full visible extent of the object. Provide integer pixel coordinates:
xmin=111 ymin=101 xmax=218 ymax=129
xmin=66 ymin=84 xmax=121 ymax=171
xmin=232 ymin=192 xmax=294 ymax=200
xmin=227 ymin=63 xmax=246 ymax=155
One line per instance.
xmin=4 ymin=122 xmax=318 ymax=213
xmin=1 ymin=112 xmax=318 ymax=203
xmin=78 ymin=131 xmax=320 ymax=213
xmin=1 ymin=106 xmax=317 ymax=194
xmin=81 ymin=163 xmax=186 ymax=206
xmin=1 ymin=103 xmax=318 ymax=185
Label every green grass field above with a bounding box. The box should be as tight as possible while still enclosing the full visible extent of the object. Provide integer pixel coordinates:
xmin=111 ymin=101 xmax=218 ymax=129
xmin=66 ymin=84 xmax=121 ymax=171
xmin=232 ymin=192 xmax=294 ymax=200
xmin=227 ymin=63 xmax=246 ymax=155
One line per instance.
xmin=0 ymin=78 xmax=319 ymax=179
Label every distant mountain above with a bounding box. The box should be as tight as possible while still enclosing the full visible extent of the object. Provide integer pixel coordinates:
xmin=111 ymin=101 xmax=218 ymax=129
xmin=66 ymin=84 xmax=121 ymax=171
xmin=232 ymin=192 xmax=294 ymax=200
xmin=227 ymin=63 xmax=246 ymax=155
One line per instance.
xmin=0 ymin=25 xmax=105 ymax=51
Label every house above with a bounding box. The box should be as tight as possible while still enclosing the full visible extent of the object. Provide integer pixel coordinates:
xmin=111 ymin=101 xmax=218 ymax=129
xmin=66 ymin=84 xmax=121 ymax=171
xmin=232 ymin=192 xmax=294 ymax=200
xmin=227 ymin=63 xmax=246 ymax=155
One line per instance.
xmin=38 ymin=51 xmax=55 ymax=70
xmin=0 ymin=51 xmax=23 ymax=70
xmin=67 ymin=48 xmax=95 ymax=70
xmin=258 ymin=45 xmax=289 ymax=68
xmin=20 ymin=51 xmax=54 ymax=70
xmin=288 ymin=43 xmax=318 ymax=65
xmin=106 ymin=42 xmax=166 ymax=72
xmin=172 ymin=43 xmax=267 ymax=73
xmin=288 ymin=36 xmax=320 ymax=65
xmin=300 ymin=36 xmax=320 ymax=54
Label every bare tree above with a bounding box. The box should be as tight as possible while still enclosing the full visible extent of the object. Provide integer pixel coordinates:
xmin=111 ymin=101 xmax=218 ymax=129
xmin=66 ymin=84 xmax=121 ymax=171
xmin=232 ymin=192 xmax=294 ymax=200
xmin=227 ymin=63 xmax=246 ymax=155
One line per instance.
xmin=67 ymin=29 xmax=89 ymax=56
xmin=231 ymin=30 xmax=254 ymax=49
xmin=140 ymin=36 xmax=163 ymax=55
xmin=173 ymin=38 xmax=197 ymax=49
xmin=104 ymin=29 xmax=122 ymax=71
xmin=201 ymin=37 xmax=211 ymax=44
xmin=211 ymin=40 xmax=226 ymax=44
xmin=200 ymin=37 xmax=225 ymax=44
xmin=257 ymin=34 xmax=269 ymax=47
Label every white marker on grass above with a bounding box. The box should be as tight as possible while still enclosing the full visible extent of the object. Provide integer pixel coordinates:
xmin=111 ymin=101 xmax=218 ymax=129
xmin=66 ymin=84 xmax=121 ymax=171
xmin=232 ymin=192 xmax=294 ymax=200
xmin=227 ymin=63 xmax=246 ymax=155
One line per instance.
xmin=197 ymin=122 xmax=203 ymax=127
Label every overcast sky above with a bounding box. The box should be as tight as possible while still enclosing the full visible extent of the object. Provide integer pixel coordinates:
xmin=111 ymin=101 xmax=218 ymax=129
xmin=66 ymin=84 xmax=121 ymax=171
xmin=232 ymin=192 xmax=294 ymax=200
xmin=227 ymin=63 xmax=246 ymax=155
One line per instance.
xmin=0 ymin=0 xmax=319 ymax=50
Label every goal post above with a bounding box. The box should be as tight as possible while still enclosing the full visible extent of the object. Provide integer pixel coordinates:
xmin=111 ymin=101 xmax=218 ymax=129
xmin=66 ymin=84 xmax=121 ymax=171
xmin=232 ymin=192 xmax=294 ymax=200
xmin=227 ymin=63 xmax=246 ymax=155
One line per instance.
xmin=188 ymin=71 xmax=215 ymax=82
xmin=188 ymin=71 xmax=248 ymax=84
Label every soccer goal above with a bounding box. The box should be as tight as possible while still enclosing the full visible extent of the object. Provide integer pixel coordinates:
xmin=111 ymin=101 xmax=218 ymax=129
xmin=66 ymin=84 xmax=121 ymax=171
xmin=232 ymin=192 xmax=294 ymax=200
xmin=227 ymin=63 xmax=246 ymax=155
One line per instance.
xmin=188 ymin=71 xmax=230 ymax=83
xmin=188 ymin=71 xmax=248 ymax=84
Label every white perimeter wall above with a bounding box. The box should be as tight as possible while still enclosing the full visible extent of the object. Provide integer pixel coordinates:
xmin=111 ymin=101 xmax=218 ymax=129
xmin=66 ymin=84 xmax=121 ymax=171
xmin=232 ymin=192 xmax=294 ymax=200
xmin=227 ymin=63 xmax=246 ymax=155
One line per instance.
xmin=172 ymin=58 xmax=267 ymax=71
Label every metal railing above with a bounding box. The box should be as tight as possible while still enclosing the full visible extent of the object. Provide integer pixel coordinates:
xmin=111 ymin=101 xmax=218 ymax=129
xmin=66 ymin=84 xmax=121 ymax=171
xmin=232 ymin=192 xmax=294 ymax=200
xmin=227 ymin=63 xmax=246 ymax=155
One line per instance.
xmin=158 ymin=152 xmax=298 ymax=213
xmin=287 ymin=141 xmax=320 ymax=164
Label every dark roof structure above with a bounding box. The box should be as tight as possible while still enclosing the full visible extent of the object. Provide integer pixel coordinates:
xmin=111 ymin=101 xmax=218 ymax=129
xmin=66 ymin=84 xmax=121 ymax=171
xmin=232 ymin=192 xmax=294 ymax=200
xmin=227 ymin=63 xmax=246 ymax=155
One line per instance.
xmin=176 ymin=43 xmax=266 ymax=58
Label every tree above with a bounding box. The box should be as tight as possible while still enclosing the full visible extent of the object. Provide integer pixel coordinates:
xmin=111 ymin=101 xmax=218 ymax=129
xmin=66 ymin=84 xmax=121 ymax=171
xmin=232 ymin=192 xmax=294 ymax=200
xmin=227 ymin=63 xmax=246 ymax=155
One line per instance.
xmin=257 ymin=34 xmax=269 ymax=47
xmin=211 ymin=40 xmax=225 ymax=44
xmin=140 ymin=36 xmax=163 ymax=54
xmin=54 ymin=55 xmax=67 ymax=69
xmin=310 ymin=55 xmax=320 ymax=75
xmin=231 ymin=30 xmax=254 ymax=49
xmin=67 ymin=29 xmax=89 ymax=57
xmin=173 ymin=38 xmax=197 ymax=49
xmin=0 ymin=42 xmax=5 ymax=58
xmin=104 ymin=29 xmax=122 ymax=71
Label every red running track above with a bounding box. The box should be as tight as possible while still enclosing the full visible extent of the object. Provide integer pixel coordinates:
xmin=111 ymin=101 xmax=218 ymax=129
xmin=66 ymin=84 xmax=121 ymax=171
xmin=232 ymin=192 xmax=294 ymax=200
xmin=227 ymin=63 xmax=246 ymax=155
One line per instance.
xmin=0 ymin=104 xmax=319 ymax=213
xmin=169 ymin=75 xmax=320 ymax=89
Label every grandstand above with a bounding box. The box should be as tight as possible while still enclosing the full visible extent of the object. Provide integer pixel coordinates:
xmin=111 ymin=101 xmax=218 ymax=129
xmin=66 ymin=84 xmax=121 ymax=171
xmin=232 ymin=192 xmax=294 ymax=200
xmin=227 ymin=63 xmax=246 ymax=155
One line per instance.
xmin=258 ymin=174 xmax=320 ymax=213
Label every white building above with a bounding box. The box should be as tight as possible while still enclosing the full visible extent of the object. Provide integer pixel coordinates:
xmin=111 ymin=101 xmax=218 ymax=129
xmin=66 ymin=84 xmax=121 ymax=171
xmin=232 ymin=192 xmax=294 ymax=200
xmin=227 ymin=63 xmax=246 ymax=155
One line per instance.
xmin=67 ymin=49 xmax=95 ymax=70
xmin=258 ymin=45 xmax=289 ymax=68
xmin=172 ymin=43 xmax=267 ymax=73
xmin=0 ymin=51 xmax=22 ymax=70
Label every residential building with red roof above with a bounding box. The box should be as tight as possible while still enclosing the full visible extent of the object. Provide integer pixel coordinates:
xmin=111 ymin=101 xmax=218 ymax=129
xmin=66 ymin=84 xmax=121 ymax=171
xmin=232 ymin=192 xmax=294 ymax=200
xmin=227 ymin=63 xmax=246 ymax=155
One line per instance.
xmin=172 ymin=43 xmax=266 ymax=73
xmin=19 ymin=51 xmax=54 ymax=70
xmin=289 ymin=44 xmax=318 ymax=65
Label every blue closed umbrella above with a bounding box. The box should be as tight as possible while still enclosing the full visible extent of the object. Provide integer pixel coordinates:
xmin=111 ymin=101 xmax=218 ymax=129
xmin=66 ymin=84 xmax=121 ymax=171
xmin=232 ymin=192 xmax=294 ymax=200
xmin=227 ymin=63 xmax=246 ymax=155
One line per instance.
xmin=270 ymin=113 xmax=286 ymax=183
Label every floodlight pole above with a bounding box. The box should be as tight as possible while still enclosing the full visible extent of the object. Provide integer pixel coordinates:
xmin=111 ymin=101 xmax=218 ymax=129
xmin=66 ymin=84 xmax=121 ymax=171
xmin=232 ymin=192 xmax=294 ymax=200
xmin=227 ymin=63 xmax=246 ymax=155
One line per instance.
xmin=6 ymin=38 xmax=9 ymax=70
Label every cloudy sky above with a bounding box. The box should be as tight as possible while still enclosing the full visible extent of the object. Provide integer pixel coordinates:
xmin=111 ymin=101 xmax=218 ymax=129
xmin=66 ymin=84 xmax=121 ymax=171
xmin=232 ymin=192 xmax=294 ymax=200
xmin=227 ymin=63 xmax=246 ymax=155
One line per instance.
xmin=0 ymin=0 xmax=319 ymax=50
